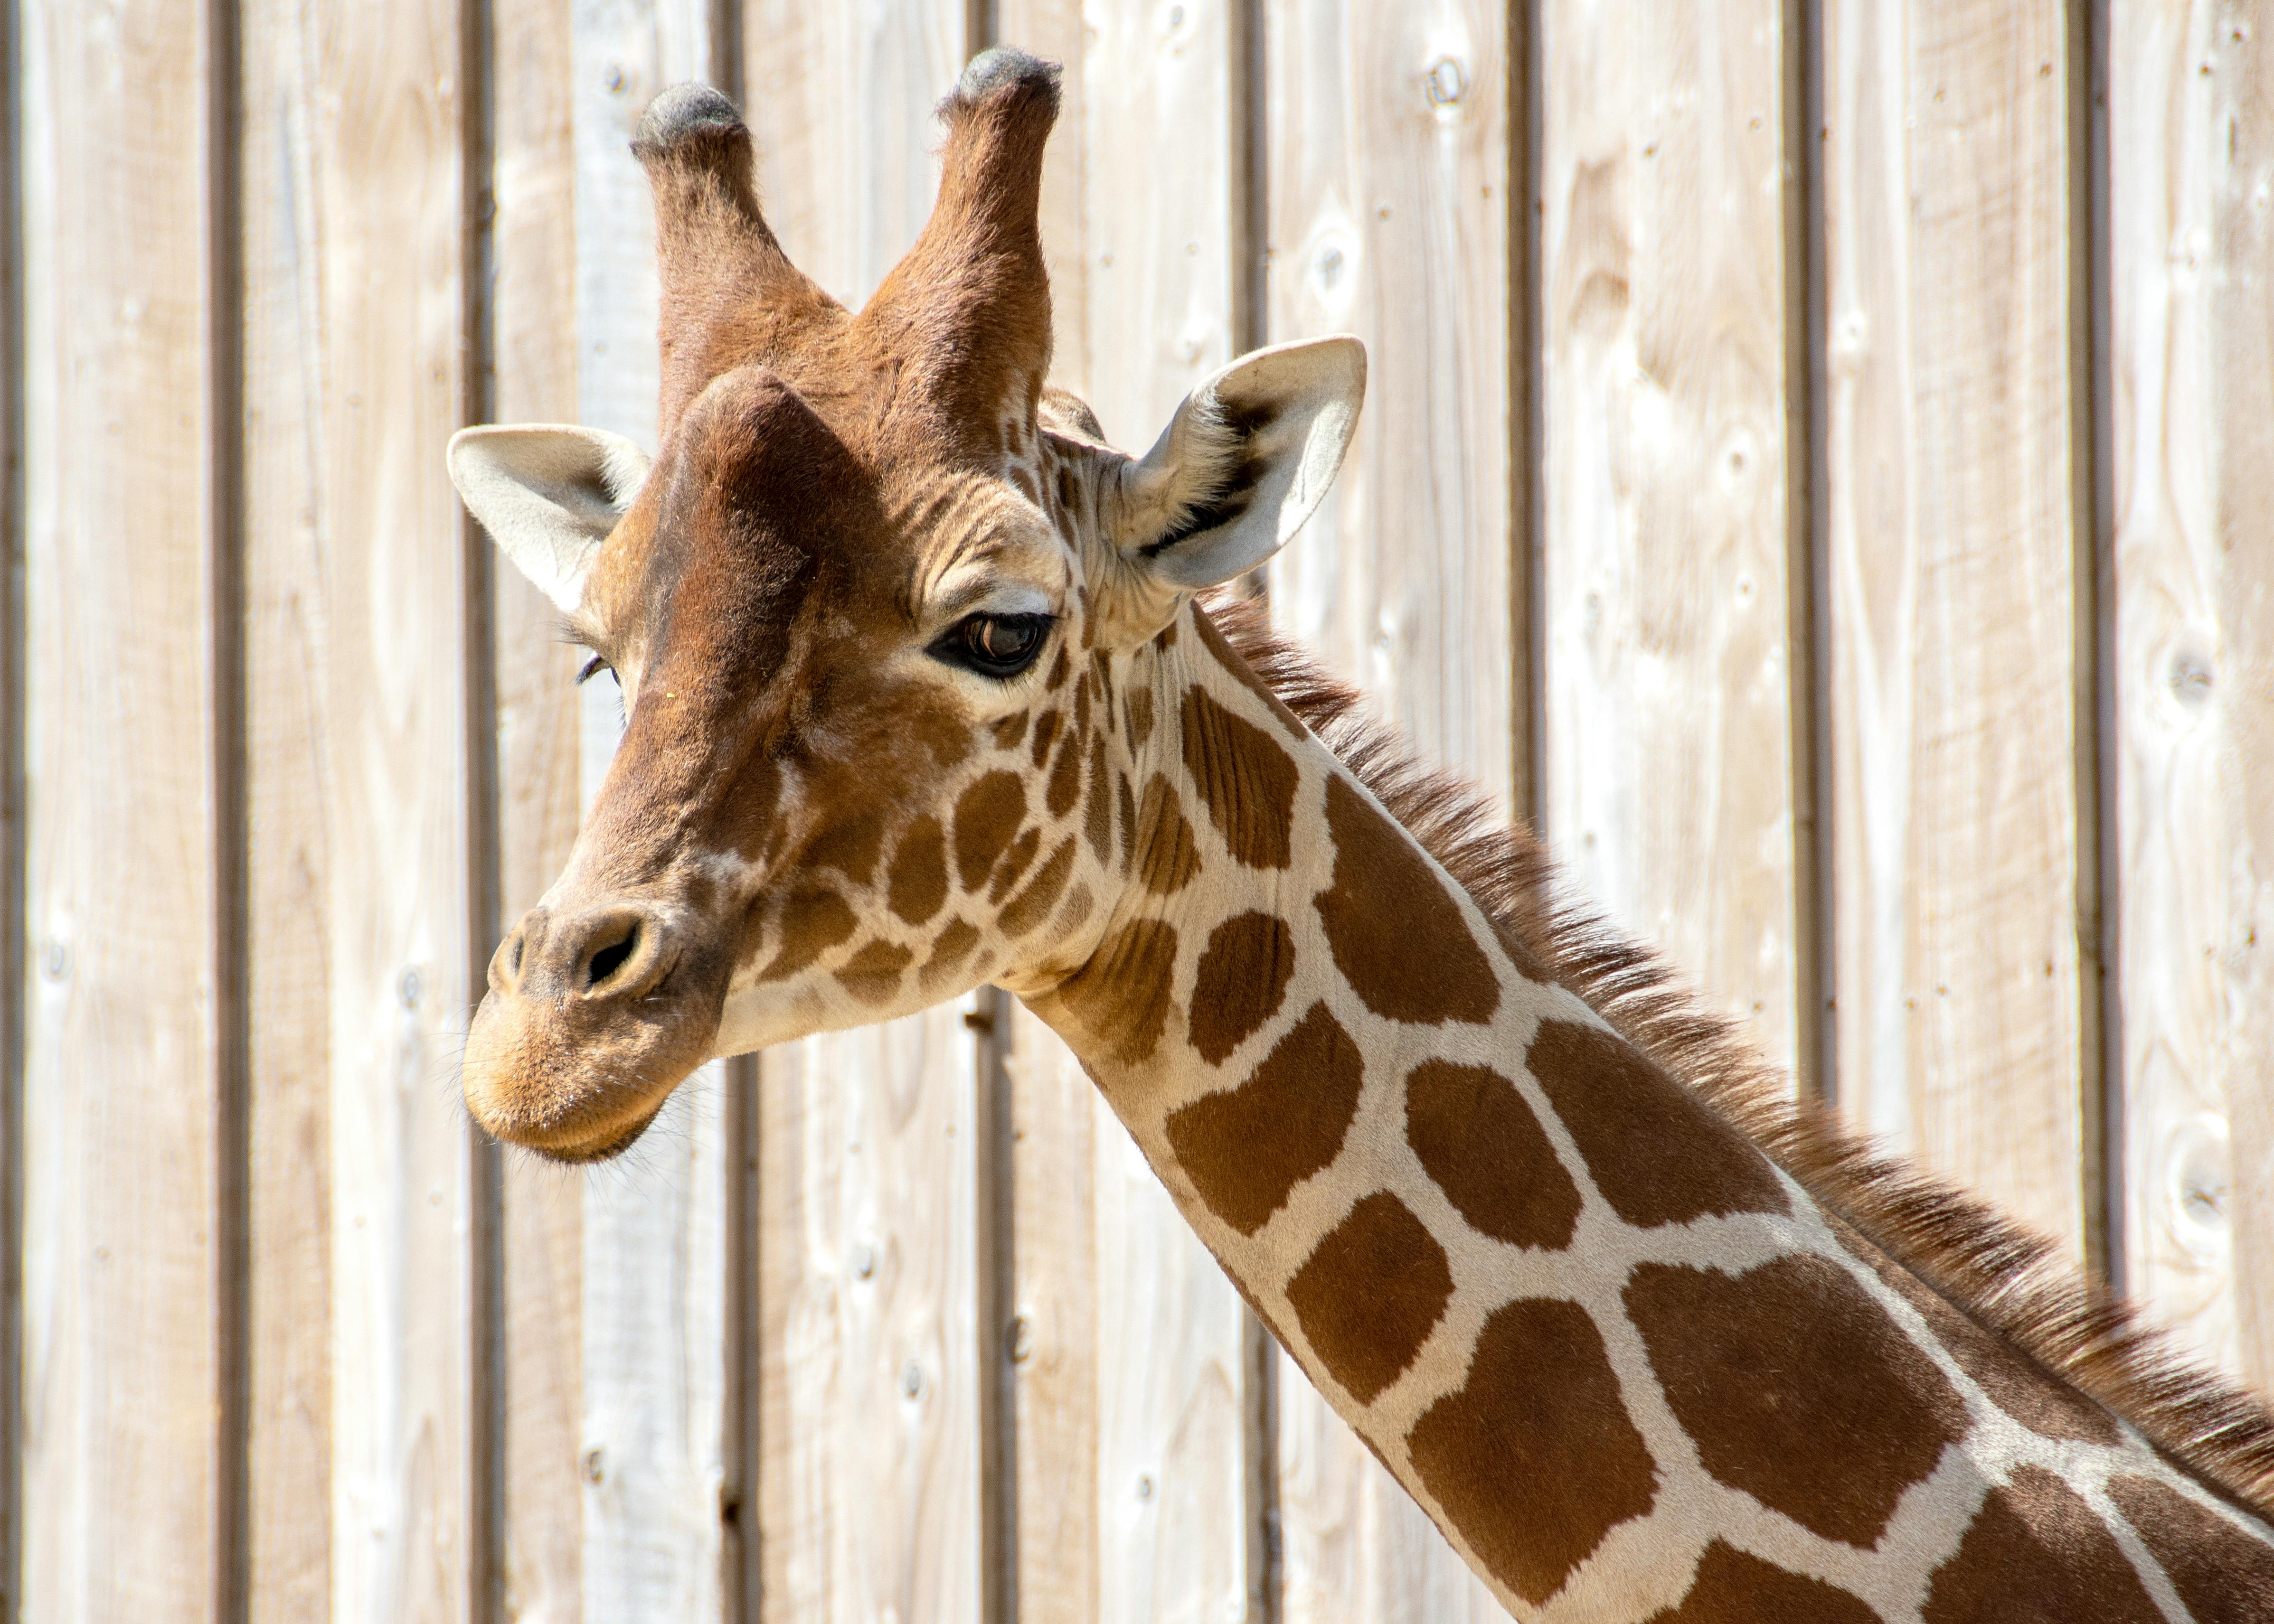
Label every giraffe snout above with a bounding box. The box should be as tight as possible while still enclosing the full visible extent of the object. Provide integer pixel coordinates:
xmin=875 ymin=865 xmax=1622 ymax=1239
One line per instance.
xmin=463 ymin=897 xmax=729 ymax=1162
xmin=492 ymin=902 xmax=675 ymax=1005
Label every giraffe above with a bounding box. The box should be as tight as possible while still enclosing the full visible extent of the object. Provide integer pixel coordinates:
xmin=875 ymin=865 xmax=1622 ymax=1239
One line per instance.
xmin=447 ymin=49 xmax=2274 ymax=1620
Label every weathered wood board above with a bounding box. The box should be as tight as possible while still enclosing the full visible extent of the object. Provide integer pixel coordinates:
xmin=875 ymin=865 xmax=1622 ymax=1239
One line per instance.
xmin=236 ymin=2 xmax=486 ymax=1619
xmin=2107 ymin=0 xmax=2274 ymax=1383
xmin=1821 ymin=0 xmax=2093 ymax=1260
xmin=1538 ymin=0 xmax=1802 ymax=1080
xmin=19 ymin=2 xmax=226 ymax=1619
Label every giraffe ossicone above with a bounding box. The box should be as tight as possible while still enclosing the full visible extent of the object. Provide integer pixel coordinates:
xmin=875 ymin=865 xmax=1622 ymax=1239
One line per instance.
xmin=449 ymin=48 xmax=2274 ymax=1620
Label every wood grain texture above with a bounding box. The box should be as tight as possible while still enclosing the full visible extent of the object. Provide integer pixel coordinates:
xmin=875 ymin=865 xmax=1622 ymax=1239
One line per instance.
xmin=561 ymin=6 xmax=738 ymax=1619
xmin=1260 ymin=0 xmax=1511 ymax=1616
xmin=2203 ymin=1 xmax=2274 ymax=1398
xmin=1538 ymin=0 xmax=1801 ymax=1079
xmin=999 ymin=1003 xmax=1099 ymax=1618
xmin=2108 ymin=0 xmax=2274 ymax=1384
xmin=491 ymin=0 xmax=588 ymax=1615
xmin=233 ymin=2 xmax=486 ymax=1616
xmin=1822 ymin=0 xmax=2090 ymax=1257
xmin=18 ymin=0 xmax=225 ymax=1617
xmin=240 ymin=0 xmax=336 ymax=1614
xmin=740 ymin=9 xmax=985 ymax=1619
xmin=755 ymin=1016 xmax=986 ymax=1623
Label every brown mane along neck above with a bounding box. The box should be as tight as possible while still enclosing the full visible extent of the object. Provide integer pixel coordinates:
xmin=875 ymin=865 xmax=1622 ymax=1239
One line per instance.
xmin=1210 ymin=593 xmax=2274 ymax=1520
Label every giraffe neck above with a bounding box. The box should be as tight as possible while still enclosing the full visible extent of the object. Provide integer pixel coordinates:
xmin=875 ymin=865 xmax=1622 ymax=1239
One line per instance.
xmin=1017 ymin=603 xmax=2274 ymax=1623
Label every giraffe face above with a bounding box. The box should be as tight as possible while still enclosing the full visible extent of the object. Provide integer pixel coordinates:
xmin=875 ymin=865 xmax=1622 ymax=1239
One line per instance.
xmin=446 ymin=55 xmax=1362 ymax=1161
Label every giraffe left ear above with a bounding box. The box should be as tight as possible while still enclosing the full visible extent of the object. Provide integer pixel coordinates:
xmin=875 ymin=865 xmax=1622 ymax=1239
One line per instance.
xmin=1114 ymin=335 xmax=1365 ymax=591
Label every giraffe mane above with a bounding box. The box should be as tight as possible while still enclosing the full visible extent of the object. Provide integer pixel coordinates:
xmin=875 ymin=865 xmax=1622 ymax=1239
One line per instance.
xmin=1212 ymin=593 xmax=2274 ymax=1517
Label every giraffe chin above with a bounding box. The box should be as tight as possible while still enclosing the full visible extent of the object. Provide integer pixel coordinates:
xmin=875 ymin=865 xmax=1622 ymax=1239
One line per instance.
xmin=458 ymin=976 xmax=723 ymax=1164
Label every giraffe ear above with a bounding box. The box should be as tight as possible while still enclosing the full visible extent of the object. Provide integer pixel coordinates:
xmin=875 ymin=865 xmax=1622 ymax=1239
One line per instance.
xmin=1114 ymin=335 xmax=1365 ymax=591
xmin=448 ymin=424 xmax=652 ymax=615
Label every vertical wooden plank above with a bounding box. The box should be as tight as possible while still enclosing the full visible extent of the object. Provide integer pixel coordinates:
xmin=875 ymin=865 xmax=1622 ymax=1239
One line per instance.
xmin=559 ymin=6 xmax=737 ymax=1618
xmin=2109 ymin=0 xmax=2274 ymax=1382
xmin=0 ymin=0 xmax=25 ymax=1605
xmin=1260 ymin=1 xmax=1511 ymax=1618
xmin=237 ymin=0 xmax=485 ymax=1617
xmin=18 ymin=0 xmax=226 ymax=1616
xmin=1823 ymin=0 xmax=2091 ymax=1256
xmin=490 ymin=0 xmax=587 ymax=1615
xmin=1538 ymin=0 xmax=1801 ymax=1074
xmin=738 ymin=8 xmax=984 ymax=1619
xmin=239 ymin=1 xmax=332 ymax=1616
xmin=2207 ymin=7 xmax=2274 ymax=1392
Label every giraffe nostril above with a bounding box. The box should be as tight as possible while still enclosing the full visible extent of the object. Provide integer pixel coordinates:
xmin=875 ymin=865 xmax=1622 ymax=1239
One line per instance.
xmin=587 ymin=922 xmax=639 ymax=988
xmin=508 ymin=933 xmax=525 ymax=976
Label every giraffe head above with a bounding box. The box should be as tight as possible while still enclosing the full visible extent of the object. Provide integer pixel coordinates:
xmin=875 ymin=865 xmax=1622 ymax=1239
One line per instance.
xmin=450 ymin=50 xmax=1363 ymax=1161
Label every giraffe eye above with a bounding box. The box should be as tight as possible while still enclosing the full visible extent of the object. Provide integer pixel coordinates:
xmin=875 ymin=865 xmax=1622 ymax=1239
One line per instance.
xmin=937 ymin=612 xmax=1053 ymax=679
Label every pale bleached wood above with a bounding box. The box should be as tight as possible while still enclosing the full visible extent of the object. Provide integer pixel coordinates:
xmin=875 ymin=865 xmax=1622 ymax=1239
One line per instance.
xmin=1822 ymin=0 xmax=2090 ymax=1258
xmin=999 ymin=1003 xmax=1100 ymax=1618
xmin=755 ymin=1015 xmax=988 ymax=1621
xmin=738 ymin=9 xmax=985 ymax=1618
xmin=268 ymin=3 xmax=485 ymax=1616
xmin=2203 ymin=2 xmax=2274 ymax=1399
xmin=1260 ymin=1 xmax=1512 ymax=1617
xmin=2108 ymin=0 xmax=2274 ymax=1385
xmin=239 ymin=1 xmax=337 ymax=1616
xmin=18 ymin=0 xmax=225 ymax=1617
xmin=1538 ymin=0 xmax=1801 ymax=1077
xmin=225 ymin=0 xmax=486 ymax=1618
xmin=560 ymin=9 xmax=737 ymax=1619
xmin=491 ymin=0 xmax=589 ymax=1615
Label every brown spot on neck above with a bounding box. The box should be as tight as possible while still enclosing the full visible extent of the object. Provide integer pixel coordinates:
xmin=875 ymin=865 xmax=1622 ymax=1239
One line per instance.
xmin=1000 ymin=836 xmax=1074 ymax=939
xmin=1643 ymin=1542 xmax=1881 ymax=1624
xmin=2108 ymin=1474 xmax=2274 ymax=1623
xmin=1131 ymin=772 xmax=1201 ymax=895
xmin=1526 ymin=1018 xmax=1786 ymax=1226
xmin=1083 ymin=734 xmax=1115 ymax=862
xmin=1285 ymin=1192 xmax=1453 ymax=1405
xmin=1625 ymin=1253 xmax=1964 ymax=1549
xmin=1163 ymin=1001 xmax=1364 ymax=1236
xmin=1186 ymin=911 xmax=1294 ymax=1066
xmin=1180 ymin=686 xmax=1299 ymax=869
xmin=1407 ymin=1297 xmax=1657 ymax=1605
xmin=1046 ymin=726 xmax=1084 ymax=816
xmin=1051 ymin=917 xmax=1178 ymax=1067
xmin=1833 ymin=1218 xmax=2120 ymax=1446
xmin=1924 ymin=1466 xmax=2164 ymax=1623
xmin=1314 ymin=776 xmax=1500 ymax=1025
xmin=1404 ymin=1061 xmax=1581 ymax=1250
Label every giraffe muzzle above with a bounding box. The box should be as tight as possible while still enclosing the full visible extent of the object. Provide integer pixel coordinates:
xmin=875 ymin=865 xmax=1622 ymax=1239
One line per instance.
xmin=461 ymin=898 xmax=729 ymax=1161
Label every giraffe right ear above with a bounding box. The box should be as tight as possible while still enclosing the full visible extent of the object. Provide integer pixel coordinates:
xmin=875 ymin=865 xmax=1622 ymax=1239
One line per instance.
xmin=1113 ymin=335 xmax=1365 ymax=594
xmin=448 ymin=424 xmax=652 ymax=615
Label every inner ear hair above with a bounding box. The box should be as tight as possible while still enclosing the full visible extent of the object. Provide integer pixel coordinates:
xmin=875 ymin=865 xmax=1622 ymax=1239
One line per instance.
xmin=1140 ymin=393 xmax=1281 ymax=557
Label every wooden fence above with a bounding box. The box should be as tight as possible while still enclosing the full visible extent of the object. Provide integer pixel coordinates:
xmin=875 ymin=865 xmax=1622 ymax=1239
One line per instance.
xmin=6 ymin=0 xmax=2273 ymax=1618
